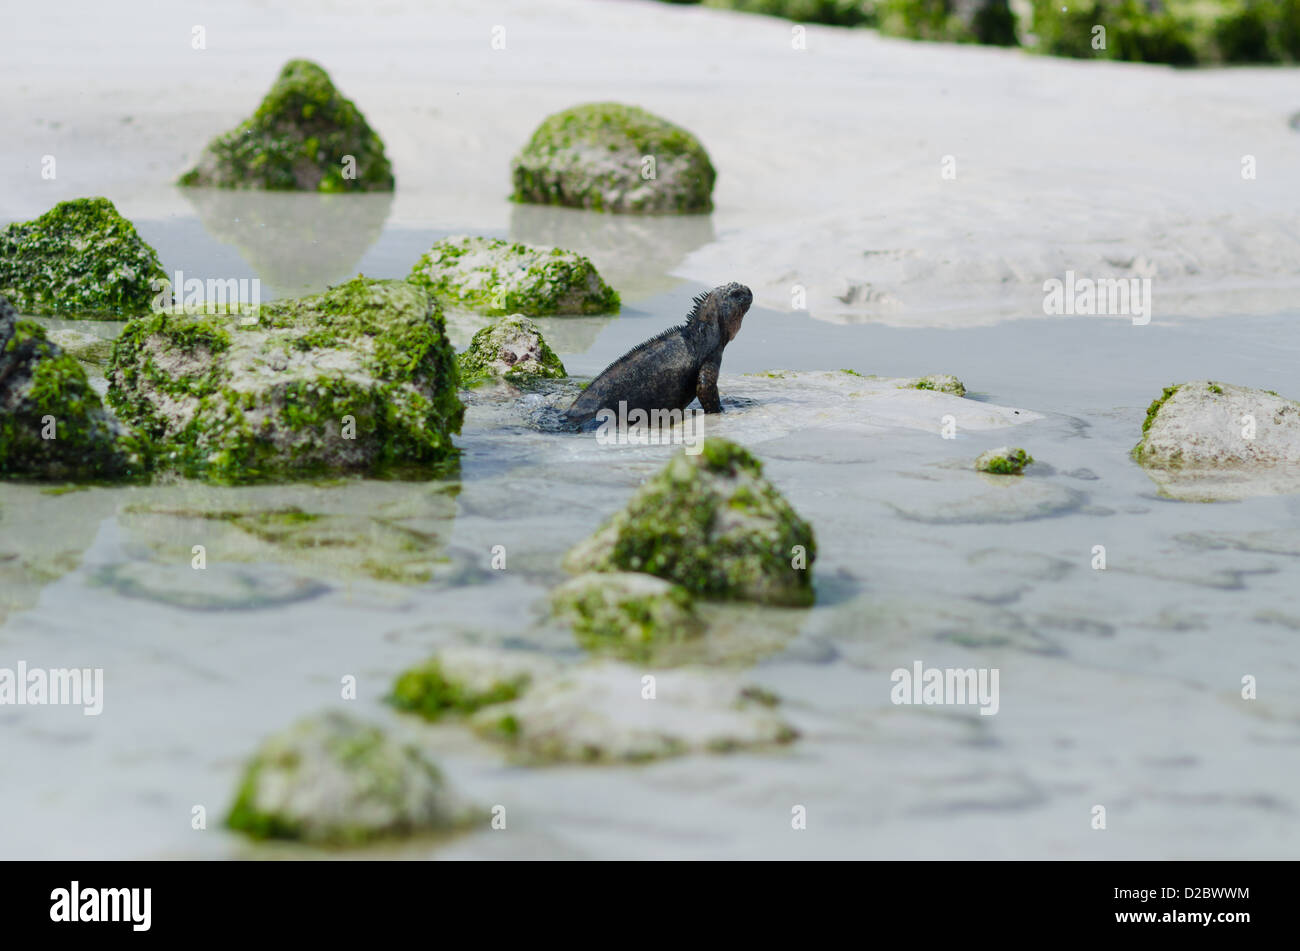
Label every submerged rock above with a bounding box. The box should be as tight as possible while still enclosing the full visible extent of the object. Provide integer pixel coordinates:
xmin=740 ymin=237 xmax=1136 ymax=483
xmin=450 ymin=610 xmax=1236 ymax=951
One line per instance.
xmin=226 ymin=712 xmax=463 ymax=845
xmin=0 ymin=198 xmax=165 ymax=319
xmin=0 ymin=297 xmax=133 ymax=480
xmin=564 ymin=439 xmax=816 ymax=606
xmin=45 ymin=329 xmax=116 ymax=368
xmin=975 ymin=446 xmax=1034 ymax=475
xmin=473 ymin=661 xmax=797 ymax=763
xmin=458 ymin=314 xmax=566 ymax=387
xmin=388 ymin=646 xmax=559 ymax=722
xmin=409 ymin=236 xmax=619 ymax=316
xmin=106 ymin=277 xmax=463 ymax=482
xmin=511 ymin=103 xmax=716 ymax=214
xmin=179 ymin=59 xmax=393 ymax=192
xmin=551 ymin=571 xmax=703 ymax=661
xmin=1134 ymin=381 xmax=1300 ymax=501
xmin=903 ymin=373 xmax=966 ymax=397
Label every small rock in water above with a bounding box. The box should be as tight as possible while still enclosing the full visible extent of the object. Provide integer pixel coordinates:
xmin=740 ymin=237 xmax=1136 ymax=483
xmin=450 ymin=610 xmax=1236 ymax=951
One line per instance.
xmin=226 ymin=711 xmax=466 ymax=845
xmin=457 ymin=314 xmax=567 ymax=386
xmin=388 ymin=646 xmax=559 ymax=721
xmin=975 ymin=447 xmax=1034 ymax=475
xmin=563 ymin=438 xmax=817 ymax=606
xmin=472 ymin=661 xmax=797 ymax=763
xmin=408 ymin=236 xmax=619 ymax=316
xmin=1134 ymin=380 xmax=1300 ymax=501
xmin=550 ymin=571 xmax=703 ymax=661
xmin=92 ymin=561 xmax=329 ymax=610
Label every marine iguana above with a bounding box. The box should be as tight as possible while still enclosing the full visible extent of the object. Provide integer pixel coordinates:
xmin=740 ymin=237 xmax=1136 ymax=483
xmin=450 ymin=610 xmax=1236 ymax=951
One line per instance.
xmin=563 ymin=282 xmax=752 ymax=428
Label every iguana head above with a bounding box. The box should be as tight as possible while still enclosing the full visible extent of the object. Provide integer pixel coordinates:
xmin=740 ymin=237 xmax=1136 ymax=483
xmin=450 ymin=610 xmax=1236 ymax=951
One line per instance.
xmin=690 ymin=282 xmax=752 ymax=343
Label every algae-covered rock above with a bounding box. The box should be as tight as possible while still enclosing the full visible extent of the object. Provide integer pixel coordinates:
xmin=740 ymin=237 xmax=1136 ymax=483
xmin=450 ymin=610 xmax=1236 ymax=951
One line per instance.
xmin=975 ymin=446 xmax=1034 ymax=475
xmin=409 ymin=236 xmax=619 ymax=317
xmin=106 ymin=277 xmax=463 ymax=482
xmin=472 ymin=661 xmax=797 ymax=763
xmin=226 ymin=712 xmax=463 ymax=845
xmin=180 ymin=59 xmax=393 ymax=192
xmin=457 ymin=314 xmax=566 ymax=387
xmin=1133 ymin=381 xmax=1300 ymax=500
xmin=563 ymin=438 xmax=816 ymax=606
xmin=388 ymin=646 xmax=559 ymax=722
xmin=511 ymin=103 xmax=716 ymax=214
xmin=0 ymin=198 xmax=165 ymax=319
xmin=903 ymin=373 xmax=966 ymax=397
xmin=551 ymin=571 xmax=704 ymax=661
xmin=0 ymin=296 xmax=133 ymax=480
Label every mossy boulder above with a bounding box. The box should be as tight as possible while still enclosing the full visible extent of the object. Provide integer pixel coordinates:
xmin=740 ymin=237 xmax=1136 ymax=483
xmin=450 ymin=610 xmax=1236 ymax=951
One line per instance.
xmin=551 ymin=571 xmax=704 ymax=661
xmin=975 ymin=446 xmax=1034 ymax=475
xmin=0 ymin=198 xmax=165 ymax=319
xmin=511 ymin=103 xmax=716 ymax=214
xmin=457 ymin=315 xmax=566 ymax=387
xmin=225 ymin=712 xmax=463 ymax=845
xmin=472 ymin=661 xmax=797 ymax=763
xmin=904 ymin=373 xmax=966 ymax=397
xmin=106 ymin=277 xmax=463 ymax=482
xmin=563 ymin=438 xmax=816 ymax=606
xmin=409 ymin=236 xmax=619 ymax=316
xmin=1 ymin=296 xmax=134 ymax=480
xmin=179 ymin=59 xmax=393 ymax=192
xmin=388 ymin=647 xmax=558 ymax=722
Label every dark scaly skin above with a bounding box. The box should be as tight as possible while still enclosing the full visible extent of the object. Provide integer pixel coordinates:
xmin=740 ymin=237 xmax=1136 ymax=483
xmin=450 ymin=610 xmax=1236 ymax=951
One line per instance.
xmin=563 ymin=282 xmax=752 ymax=428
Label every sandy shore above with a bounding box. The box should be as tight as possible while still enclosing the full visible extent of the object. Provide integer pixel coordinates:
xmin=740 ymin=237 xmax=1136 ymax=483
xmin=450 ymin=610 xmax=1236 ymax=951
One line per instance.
xmin=4 ymin=0 xmax=1298 ymax=324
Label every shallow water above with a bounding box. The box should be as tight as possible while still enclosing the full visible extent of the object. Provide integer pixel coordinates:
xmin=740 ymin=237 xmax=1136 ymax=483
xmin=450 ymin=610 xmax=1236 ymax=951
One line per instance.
xmin=3 ymin=188 xmax=1300 ymax=859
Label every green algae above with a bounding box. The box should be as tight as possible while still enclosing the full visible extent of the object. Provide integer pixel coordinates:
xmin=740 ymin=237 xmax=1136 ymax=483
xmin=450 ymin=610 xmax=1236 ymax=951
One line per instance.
xmin=387 ymin=659 xmax=526 ymax=721
xmin=974 ymin=447 xmax=1034 ymax=475
xmin=0 ymin=198 xmax=166 ymax=319
xmin=180 ymin=59 xmax=393 ymax=192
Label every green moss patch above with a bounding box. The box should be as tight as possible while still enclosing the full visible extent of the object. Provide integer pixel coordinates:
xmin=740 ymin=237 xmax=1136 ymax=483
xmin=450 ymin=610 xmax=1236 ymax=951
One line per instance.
xmin=974 ymin=446 xmax=1034 ymax=475
xmin=511 ymin=103 xmax=715 ymax=214
xmin=0 ymin=198 xmax=165 ymax=319
xmin=457 ymin=314 xmax=567 ymax=387
xmin=180 ymin=59 xmax=393 ymax=192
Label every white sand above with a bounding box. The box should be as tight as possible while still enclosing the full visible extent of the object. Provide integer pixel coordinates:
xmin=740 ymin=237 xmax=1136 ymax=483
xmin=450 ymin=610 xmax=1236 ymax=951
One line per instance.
xmin=4 ymin=0 xmax=1297 ymax=325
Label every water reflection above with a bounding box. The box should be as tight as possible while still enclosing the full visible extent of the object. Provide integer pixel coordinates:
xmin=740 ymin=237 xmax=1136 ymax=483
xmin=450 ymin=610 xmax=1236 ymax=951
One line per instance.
xmin=509 ymin=203 xmax=715 ymax=304
xmin=182 ymin=189 xmax=394 ymax=298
